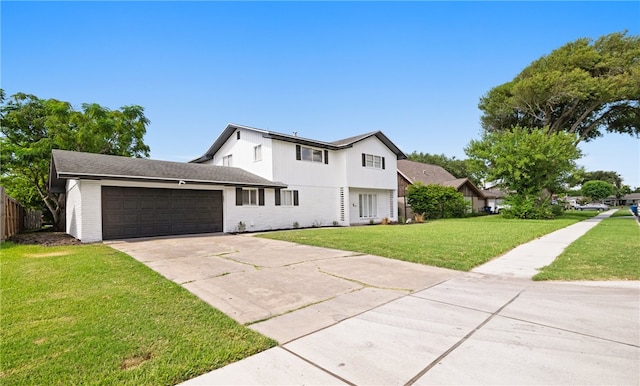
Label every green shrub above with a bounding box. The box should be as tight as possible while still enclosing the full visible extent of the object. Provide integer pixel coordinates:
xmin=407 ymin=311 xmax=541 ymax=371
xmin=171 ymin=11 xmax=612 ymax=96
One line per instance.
xmin=407 ymin=183 xmax=468 ymax=220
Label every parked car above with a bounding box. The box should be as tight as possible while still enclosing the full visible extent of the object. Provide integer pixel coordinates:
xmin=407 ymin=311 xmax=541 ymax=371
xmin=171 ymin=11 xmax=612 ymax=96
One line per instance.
xmin=576 ymin=203 xmax=610 ymax=211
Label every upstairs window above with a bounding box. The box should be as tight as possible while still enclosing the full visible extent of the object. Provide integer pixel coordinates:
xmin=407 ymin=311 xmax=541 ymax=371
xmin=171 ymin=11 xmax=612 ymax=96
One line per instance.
xmin=223 ymin=154 xmax=232 ymax=166
xmin=296 ymin=145 xmax=329 ymax=164
xmin=253 ymin=145 xmax=262 ymax=162
xmin=362 ymin=153 xmax=385 ymax=169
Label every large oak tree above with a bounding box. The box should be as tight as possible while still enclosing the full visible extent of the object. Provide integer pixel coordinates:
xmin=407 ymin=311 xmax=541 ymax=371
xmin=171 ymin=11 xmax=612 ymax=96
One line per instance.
xmin=479 ymin=31 xmax=640 ymax=143
xmin=0 ymin=91 xmax=150 ymax=230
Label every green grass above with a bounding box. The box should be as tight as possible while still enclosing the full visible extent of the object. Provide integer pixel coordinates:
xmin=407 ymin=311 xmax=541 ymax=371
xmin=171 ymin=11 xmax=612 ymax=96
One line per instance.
xmin=259 ymin=212 xmax=598 ymax=271
xmin=534 ymin=209 xmax=640 ymax=281
xmin=0 ymin=243 xmax=276 ymax=386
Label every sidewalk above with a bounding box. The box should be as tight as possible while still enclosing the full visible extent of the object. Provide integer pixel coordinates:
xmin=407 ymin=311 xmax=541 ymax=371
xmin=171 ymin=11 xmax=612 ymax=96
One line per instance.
xmin=471 ymin=209 xmax=616 ymax=278
xmin=181 ymin=210 xmax=639 ymax=385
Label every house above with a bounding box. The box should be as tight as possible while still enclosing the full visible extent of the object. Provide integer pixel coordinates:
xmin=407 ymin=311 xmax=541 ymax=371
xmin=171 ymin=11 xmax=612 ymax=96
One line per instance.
xmin=50 ymin=123 xmax=406 ymax=243
xmin=604 ymin=193 xmax=640 ymax=206
xmin=191 ymin=123 xmax=406 ymax=231
xmin=397 ymin=159 xmax=486 ymax=218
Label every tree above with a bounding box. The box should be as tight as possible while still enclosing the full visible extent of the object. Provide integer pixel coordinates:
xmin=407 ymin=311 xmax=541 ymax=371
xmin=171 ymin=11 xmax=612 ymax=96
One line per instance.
xmin=479 ymin=31 xmax=640 ymax=143
xmin=407 ymin=152 xmax=481 ymax=185
xmin=0 ymin=91 xmax=150 ymax=230
xmin=465 ymin=127 xmax=582 ymax=218
xmin=581 ymin=180 xmax=615 ymax=202
xmin=406 ymin=182 xmax=468 ymax=220
xmin=581 ymin=170 xmax=622 ymax=189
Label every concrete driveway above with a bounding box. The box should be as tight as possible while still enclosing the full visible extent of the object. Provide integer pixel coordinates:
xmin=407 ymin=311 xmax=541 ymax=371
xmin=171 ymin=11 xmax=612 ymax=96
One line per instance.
xmin=108 ymin=231 xmax=639 ymax=385
xmin=107 ymin=233 xmax=460 ymax=342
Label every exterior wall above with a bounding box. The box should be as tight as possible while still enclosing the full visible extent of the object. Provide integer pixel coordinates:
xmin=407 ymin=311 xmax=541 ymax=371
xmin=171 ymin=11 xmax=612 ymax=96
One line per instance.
xmin=66 ymin=179 xmax=103 ymax=243
xmin=346 ymin=137 xmax=398 ymax=190
xmin=225 ymin=185 xmax=341 ymax=231
xmin=205 ymin=128 xmax=274 ymax=180
xmin=271 ymin=140 xmax=347 ymax=187
xmin=349 ymin=188 xmax=396 ymax=225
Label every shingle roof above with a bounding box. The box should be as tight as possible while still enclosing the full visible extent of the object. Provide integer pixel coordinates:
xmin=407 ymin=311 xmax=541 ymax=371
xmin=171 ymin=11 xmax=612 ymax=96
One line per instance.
xmin=398 ymin=159 xmax=485 ymax=198
xmin=49 ymin=149 xmax=287 ymax=192
xmin=397 ymin=159 xmax=457 ymax=185
xmin=191 ymin=123 xmax=406 ymax=163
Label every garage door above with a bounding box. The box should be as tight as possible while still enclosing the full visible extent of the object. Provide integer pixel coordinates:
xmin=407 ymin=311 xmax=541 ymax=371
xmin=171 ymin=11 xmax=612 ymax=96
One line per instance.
xmin=102 ymin=186 xmax=223 ymax=240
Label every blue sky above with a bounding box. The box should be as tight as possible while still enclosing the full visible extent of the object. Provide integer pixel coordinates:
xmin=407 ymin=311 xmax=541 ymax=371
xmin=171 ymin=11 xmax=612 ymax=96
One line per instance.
xmin=3 ymin=1 xmax=639 ymax=188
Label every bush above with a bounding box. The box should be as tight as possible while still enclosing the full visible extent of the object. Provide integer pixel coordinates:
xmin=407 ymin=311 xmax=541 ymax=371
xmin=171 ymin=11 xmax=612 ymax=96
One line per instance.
xmin=407 ymin=183 xmax=468 ymax=220
xmin=502 ymin=194 xmax=557 ymax=219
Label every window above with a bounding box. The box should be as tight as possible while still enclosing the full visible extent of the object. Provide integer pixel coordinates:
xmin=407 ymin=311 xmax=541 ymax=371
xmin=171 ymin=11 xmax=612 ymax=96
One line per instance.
xmin=242 ymin=189 xmax=258 ymax=206
xmin=236 ymin=188 xmax=264 ymax=206
xmin=223 ymin=154 xmax=232 ymax=166
xmin=282 ymin=190 xmax=293 ymax=206
xmin=296 ymin=145 xmax=328 ymax=164
xmin=236 ymin=131 xmax=241 ymax=140
xmin=276 ymin=189 xmax=299 ymax=206
xmin=359 ymin=194 xmax=377 ymax=218
xmin=253 ymin=145 xmax=262 ymax=162
xmin=362 ymin=153 xmax=385 ymax=169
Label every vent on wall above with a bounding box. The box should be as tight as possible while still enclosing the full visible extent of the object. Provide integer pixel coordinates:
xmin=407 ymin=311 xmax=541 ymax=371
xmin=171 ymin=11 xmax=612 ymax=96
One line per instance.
xmin=339 ymin=187 xmax=345 ymax=222
xmin=389 ymin=190 xmax=394 ymax=218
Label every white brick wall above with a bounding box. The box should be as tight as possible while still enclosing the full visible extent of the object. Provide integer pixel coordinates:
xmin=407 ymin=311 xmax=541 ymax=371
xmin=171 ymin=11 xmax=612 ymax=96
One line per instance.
xmin=66 ymin=179 xmax=103 ymax=243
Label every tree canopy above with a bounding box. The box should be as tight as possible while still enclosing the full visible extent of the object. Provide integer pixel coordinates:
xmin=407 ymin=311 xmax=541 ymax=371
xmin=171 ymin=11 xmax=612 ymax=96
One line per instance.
xmin=479 ymin=31 xmax=640 ymax=143
xmin=0 ymin=91 xmax=151 ymax=229
xmin=581 ymin=180 xmax=615 ymax=202
xmin=465 ymin=126 xmax=582 ymax=201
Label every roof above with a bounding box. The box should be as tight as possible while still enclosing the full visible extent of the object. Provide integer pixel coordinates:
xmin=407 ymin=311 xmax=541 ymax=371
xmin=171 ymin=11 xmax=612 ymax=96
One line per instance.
xmin=398 ymin=159 xmax=457 ymax=185
xmin=398 ymin=159 xmax=485 ymax=197
xmin=191 ymin=123 xmax=407 ymax=163
xmin=49 ymin=149 xmax=287 ymax=193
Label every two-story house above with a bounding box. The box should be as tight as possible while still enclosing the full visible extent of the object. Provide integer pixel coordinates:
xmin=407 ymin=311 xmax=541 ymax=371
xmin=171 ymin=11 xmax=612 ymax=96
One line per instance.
xmin=191 ymin=123 xmax=406 ymax=231
xmin=50 ymin=123 xmax=406 ymax=242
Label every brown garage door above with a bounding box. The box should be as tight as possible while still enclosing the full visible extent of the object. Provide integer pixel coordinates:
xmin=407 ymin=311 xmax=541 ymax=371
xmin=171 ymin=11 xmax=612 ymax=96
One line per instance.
xmin=102 ymin=186 xmax=223 ymax=240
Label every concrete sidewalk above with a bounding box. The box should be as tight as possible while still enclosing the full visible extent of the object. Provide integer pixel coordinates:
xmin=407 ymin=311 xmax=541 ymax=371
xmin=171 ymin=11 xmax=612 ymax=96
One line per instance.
xmin=181 ymin=210 xmax=640 ymax=385
xmin=472 ymin=209 xmax=616 ymax=278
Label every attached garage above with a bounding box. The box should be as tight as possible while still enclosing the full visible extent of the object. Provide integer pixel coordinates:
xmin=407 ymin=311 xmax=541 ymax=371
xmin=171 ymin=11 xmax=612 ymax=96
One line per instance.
xmin=49 ymin=149 xmax=287 ymax=242
xmin=101 ymin=187 xmax=223 ymax=240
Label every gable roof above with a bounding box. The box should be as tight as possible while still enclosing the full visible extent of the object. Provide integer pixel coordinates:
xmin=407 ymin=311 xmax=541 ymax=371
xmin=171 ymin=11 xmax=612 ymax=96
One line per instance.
xmin=49 ymin=149 xmax=287 ymax=193
xmin=191 ymin=123 xmax=407 ymax=163
xmin=398 ymin=159 xmax=457 ymax=185
xmin=398 ymin=159 xmax=485 ymax=197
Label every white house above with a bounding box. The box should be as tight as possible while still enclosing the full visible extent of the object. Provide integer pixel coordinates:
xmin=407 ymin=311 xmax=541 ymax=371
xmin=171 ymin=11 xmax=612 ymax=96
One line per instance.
xmin=191 ymin=124 xmax=406 ymax=231
xmin=50 ymin=123 xmax=406 ymax=243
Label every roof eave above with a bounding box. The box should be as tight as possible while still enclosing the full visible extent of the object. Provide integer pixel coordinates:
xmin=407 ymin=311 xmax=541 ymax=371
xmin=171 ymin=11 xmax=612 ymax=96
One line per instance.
xmin=54 ymin=172 xmax=288 ymax=189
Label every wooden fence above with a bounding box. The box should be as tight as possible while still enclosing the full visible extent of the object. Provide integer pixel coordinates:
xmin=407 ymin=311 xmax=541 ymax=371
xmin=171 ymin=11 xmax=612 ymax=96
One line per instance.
xmin=1 ymin=187 xmax=42 ymax=241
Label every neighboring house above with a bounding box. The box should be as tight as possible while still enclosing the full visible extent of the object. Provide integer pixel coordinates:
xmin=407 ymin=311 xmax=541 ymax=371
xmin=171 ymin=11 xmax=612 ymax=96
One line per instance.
xmin=397 ymin=159 xmax=486 ymax=218
xmin=50 ymin=123 xmax=406 ymax=243
xmin=604 ymin=193 xmax=640 ymax=206
xmin=191 ymin=123 xmax=406 ymax=231
xmin=481 ymin=187 xmax=509 ymax=213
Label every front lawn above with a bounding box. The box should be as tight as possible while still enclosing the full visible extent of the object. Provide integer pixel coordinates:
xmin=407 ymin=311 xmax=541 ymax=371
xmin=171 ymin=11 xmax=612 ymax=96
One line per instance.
xmin=0 ymin=243 xmax=276 ymax=386
xmin=259 ymin=212 xmax=597 ymax=271
xmin=534 ymin=210 xmax=640 ymax=280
